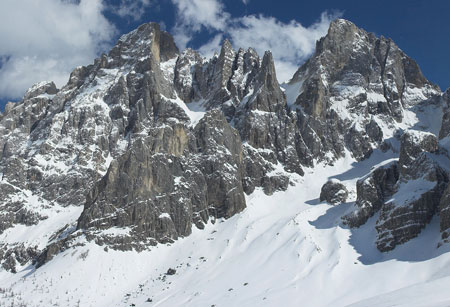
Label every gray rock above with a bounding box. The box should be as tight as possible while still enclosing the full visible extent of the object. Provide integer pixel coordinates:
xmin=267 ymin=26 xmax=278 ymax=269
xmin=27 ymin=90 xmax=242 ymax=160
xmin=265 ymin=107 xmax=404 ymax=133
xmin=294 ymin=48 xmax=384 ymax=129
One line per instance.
xmin=23 ymin=81 xmax=58 ymax=100
xmin=320 ymin=180 xmax=349 ymax=205
xmin=375 ymin=131 xmax=448 ymax=251
xmin=76 ymin=110 xmax=246 ymax=247
xmin=289 ymin=19 xmax=440 ymax=163
xmin=343 ymin=161 xmax=399 ymax=228
xmin=439 ymin=183 xmax=450 ymax=242
xmin=439 ymin=88 xmax=450 ymax=140
xmin=0 ymin=244 xmax=39 ymax=273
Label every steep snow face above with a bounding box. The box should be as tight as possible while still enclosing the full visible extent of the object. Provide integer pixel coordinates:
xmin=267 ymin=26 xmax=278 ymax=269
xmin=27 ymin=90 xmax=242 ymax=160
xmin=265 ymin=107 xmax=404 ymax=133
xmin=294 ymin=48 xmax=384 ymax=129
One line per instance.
xmin=2 ymin=151 xmax=450 ymax=307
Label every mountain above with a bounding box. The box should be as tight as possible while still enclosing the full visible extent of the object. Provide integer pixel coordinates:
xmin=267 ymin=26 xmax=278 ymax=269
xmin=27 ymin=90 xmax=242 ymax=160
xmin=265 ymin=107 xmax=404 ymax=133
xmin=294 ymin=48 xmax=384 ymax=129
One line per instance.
xmin=1 ymin=19 xmax=450 ymax=306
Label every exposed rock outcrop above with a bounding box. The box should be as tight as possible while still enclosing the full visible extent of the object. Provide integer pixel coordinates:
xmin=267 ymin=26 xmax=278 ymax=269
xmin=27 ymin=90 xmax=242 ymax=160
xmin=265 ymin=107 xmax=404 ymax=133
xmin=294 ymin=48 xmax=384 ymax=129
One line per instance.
xmin=375 ymin=131 xmax=448 ymax=251
xmin=320 ymin=179 xmax=349 ymax=205
xmin=343 ymin=161 xmax=399 ymax=228
xmin=77 ymin=110 xmax=246 ymax=244
xmin=287 ymin=19 xmax=439 ymax=164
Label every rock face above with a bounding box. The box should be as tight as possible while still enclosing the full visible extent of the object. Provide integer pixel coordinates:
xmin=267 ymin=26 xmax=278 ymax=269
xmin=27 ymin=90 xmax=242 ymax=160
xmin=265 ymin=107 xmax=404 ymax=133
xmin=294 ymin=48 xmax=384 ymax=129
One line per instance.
xmin=0 ymin=18 xmax=448 ymax=272
xmin=440 ymin=184 xmax=450 ymax=242
xmin=344 ymin=130 xmax=449 ymax=251
xmin=320 ymin=180 xmax=348 ymax=205
xmin=375 ymin=131 xmax=448 ymax=251
xmin=77 ymin=110 xmax=246 ymax=242
xmin=286 ymin=19 xmax=439 ymax=164
xmin=438 ymin=88 xmax=450 ymax=242
xmin=174 ymin=46 xmax=303 ymax=194
xmin=343 ymin=161 xmax=399 ymax=228
xmin=0 ymin=22 xmax=186 ymax=270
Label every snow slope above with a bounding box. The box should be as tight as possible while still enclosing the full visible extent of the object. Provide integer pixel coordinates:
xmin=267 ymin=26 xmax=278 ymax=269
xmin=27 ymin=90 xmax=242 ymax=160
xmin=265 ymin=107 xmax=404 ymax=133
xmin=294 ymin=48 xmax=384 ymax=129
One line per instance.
xmin=2 ymin=149 xmax=450 ymax=307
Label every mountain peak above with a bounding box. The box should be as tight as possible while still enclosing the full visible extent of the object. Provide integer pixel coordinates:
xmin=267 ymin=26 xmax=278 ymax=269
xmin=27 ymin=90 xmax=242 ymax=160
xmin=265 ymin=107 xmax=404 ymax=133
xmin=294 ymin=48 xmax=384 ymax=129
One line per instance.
xmin=2 ymin=17 xmax=450 ymax=306
xmin=109 ymin=21 xmax=179 ymax=67
xmin=222 ymin=38 xmax=233 ymax=49
xmin=328 ymin=18 xmax=358 ymax=32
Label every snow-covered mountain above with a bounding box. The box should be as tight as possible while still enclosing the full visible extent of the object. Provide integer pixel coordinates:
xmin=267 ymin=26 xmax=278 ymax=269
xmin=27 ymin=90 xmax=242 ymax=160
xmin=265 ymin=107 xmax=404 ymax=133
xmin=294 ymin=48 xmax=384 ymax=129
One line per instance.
xmin=1 ymin=19 xmax=450 ymax=306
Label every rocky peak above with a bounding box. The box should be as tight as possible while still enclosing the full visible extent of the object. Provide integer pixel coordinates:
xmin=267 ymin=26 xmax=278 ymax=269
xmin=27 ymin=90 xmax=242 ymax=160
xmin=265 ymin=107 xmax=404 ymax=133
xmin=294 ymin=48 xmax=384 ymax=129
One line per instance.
xmin=283 ymin=18 xmax=441 ymax=163
xmin=216 ymin=39 xmax=236 ymax=88
xmin=3 ymin=101 xmax=16 ymax=115
xmin=316 ymin=18 xmax=372 ymax=56
xmin=244 ymin=47 xmax=259 ymax=66
xmin=23 ymin=81 xmax=58 ymax=100
xmin=445 ymin=88 xmax=450 ymax=100
xmin=245 ymin=51 xmax=285 ymax=112
xmin=108 ymin=22 xmax=179 ymax=69
xmin=257 ymin=51 xmax=278 ymax=90
xmin=173 ymin=39 xmax=265 ymax=113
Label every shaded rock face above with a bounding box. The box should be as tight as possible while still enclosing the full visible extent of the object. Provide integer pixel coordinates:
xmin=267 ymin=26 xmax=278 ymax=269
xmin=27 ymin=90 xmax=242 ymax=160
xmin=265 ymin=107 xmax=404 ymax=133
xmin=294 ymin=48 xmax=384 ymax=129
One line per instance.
xmin=0 ymin=23 xmax=186 ymax=271
xmin=77 ymin=110 xmax=246 ymax=242
xmin=343 ymin=161 xmax=399 ymax=228
xmin=440 ymin=184 xmax=450 ymax=242
xmin=375 ymin=131 xmax=448 ymax=252
xmin=320 ymin=180 xmax=348 ymax=205
xmin=344 ymin=130 xmax=449 ymax=252
xmin=439 ymin=88 xmax=450 ymax=140
xmin=437 ymin=91 xmax=450 ymax=242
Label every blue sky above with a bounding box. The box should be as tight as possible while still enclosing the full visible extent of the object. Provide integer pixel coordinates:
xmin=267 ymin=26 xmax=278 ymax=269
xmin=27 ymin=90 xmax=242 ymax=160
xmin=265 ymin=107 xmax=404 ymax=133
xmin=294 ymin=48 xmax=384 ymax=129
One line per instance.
xmin=1 ymin=0 xmax=449 ymax=111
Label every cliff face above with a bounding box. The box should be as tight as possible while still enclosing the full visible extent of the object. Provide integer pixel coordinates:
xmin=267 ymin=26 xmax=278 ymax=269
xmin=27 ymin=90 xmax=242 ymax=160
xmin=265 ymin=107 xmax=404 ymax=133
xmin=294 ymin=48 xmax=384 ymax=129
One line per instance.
xmin=288 ymin=19 xmax=439 ymax=164
xmin=0 ymin=19 xmax=449 ymax=273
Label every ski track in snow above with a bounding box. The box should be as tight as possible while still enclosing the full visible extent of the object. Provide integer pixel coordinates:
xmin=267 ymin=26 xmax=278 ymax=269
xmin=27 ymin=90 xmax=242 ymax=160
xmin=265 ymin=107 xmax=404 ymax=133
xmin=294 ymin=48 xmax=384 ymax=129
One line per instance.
xmin=2 ymin=150 xmax=450 ymax=307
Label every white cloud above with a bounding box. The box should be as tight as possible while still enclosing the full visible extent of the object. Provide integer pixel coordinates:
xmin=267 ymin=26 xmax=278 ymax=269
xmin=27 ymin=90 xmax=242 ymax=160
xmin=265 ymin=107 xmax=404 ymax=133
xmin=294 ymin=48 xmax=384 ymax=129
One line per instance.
xmin=0 ymin=0 xmax=116 ymax=99
xmin=171 ymin=0 xmax=341 ymax=82
xmin=228 ymin=12 xmax=340 ymax=82
xmin=172 ymin=0 xmax=229 ymax=31
xmin=171 ymin=0 xmax=230 ymax=50
xmin=110 ymin=0 xmax=155 ymax=21
xmin=197 ymin=34 xmax=224 ymax=59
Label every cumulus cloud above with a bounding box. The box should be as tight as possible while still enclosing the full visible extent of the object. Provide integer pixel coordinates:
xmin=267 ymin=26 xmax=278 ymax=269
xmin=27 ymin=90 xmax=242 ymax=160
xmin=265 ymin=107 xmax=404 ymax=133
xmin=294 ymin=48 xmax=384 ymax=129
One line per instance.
xmin=0 ymin=0 xmax=116 ymax=99
xmin=110 ymin=0 xmax=155 ymax=21
xmin=171 ymin=0 xmax=230 ymax=50
xmin=171 ymin=0 xmax=342 ymax=82
xmin=197 ymin=34 xmax=224 ymax=58
xmin=228 ymin=12 xmax=340 ymax=82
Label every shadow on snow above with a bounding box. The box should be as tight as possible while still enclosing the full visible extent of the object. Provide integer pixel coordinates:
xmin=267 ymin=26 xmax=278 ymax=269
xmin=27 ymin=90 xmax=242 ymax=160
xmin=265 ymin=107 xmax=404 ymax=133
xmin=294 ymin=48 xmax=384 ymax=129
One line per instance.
xmin=308 ymin=146 xmax=450 ymax=265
